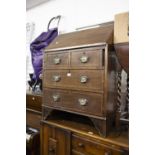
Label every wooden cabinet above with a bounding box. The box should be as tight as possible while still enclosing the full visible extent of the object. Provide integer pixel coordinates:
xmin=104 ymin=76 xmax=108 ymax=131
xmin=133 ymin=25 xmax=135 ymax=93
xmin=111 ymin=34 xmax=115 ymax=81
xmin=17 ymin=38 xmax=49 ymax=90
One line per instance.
xmin=41 ymin=112 xmax=129 ymax=155
xmin=41 ymin=124 xmax=71 ymax=155
xmin=26 ymin=93 xmax=42 ymax=155
xmin=43 ymin=23 xmax=119 ymax=137
xmin=41 ymin=21 xmax=129 ymax=155
xmin=26 ymin=93 xmax=42 ymax=112
xmin=26 ymin=92 xmax=42 ymax=129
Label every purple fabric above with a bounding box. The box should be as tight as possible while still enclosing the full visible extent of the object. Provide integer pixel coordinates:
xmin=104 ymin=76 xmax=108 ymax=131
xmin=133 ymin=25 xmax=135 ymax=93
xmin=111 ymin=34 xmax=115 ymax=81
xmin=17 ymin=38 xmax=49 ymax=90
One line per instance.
xmin=30 ymin=28 xmax=58 ymax=80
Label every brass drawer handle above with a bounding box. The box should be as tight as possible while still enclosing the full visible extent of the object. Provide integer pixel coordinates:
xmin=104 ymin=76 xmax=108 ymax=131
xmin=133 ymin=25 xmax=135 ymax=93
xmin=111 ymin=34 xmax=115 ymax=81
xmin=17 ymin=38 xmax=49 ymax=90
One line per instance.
xmin=53 ymin=57 xmax=61 ymax=64
xmin=80 ymin=55 xmax=89 ymax=63
xmin=52 ymin=95 xmax=60 ymax=102
xmin=78 ymin=98 xmax=88 ymax=106
xmin=32 ymin=97 xmax=35 ymax=101
xmin=80 ymin=76 xmax=88 ymax=83
xmin=52 ymin=75 xmax=61 ymax=82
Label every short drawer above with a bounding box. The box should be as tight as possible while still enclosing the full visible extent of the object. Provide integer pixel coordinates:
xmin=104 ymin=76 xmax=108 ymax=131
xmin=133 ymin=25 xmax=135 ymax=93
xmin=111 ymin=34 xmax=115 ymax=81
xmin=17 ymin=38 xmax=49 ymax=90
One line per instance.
xmin=44 ymin=52 xmax=69 ymax=69
xmin=72 ymin=135 xmax=124 ymax=155
xmin=43 ymin=88 xmax=104 ymax=117
xmin=71 ymin=48 xmax=104 ymax=69
xmin=26 ymin=94 xmax=42 ymax=111
xmin=43 ymin=70 xmax=104 ymax=93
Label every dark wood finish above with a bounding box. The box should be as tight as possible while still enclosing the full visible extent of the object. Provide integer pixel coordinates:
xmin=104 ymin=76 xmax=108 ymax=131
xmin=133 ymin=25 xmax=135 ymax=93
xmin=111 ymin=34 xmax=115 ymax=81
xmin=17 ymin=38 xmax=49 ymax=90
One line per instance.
xmin=43 ymin=69 xmax=104 ymax=93
xmin=45 ymin=24 xmax=113 ymax=52
xmin=44 ymin=47 xmax=105 ymax=70
xmin=44 ymin=52 xmax=69 ymax=69
xmin=41 ymin=124 xmax=71 ymax=155
xmin=43 ymin=88 xmax=103 ymax=117
xmin=26 ymin=109 xmax=42 ymax=130
xmin=70 ymin=48 xmax=104 ymax=69
xmin=26 ymin=92 xmax=42 ymax=129
xmin=114 ymin=43 xmax=129 ymax=73
xmin=26 ymin=92 xmax=42 ymax=155
xmin=42 ymin=23 xmax=119 ymax=137
xmin=26 ymin=93 xmax=42 ymax=112
xmin=72 ymin=134 xmax=125 ymax=155
xmin=26 ymin=126 xmax=40 ymax=155
xmin=41 ymin=111 xmax=129 ymax=155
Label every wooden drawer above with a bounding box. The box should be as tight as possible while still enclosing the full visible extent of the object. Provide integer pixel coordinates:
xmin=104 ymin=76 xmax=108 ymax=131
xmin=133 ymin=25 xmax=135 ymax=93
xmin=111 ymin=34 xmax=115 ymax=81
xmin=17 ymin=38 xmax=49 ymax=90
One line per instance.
xmin=70 ymin=48 xmax=104 ymax=69
xmin=43 ymin=70 xmax=104 ymax=93
xmin=44 ymin=52 xmax=69 ymax=69
xmin=43 ymin=88 xmax=103 ymax=116
xmin=26 ymin=94 xmax=42 ymax=111
xmin=72 ymin=135 xmax=125 ymax=155
xmin=26 ymin=110 xmax=41 ymax=130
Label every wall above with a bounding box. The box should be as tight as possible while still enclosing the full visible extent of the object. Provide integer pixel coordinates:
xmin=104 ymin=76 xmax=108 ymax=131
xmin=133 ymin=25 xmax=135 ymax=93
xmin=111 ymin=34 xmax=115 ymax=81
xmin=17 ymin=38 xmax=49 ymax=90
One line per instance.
xmin=27 ymin=0 xmax=129 ymax=38
xmin=26 ymin=0 xmax=129 ymax=86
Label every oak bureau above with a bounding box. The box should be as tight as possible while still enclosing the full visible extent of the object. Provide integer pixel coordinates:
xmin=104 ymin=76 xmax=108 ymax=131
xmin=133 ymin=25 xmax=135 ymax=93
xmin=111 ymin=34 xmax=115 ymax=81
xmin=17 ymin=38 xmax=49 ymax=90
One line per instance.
xmin=42 ymin=22 xmax=119 ymax=136
xmin=41 ymin=22 xmax=128 ymax=155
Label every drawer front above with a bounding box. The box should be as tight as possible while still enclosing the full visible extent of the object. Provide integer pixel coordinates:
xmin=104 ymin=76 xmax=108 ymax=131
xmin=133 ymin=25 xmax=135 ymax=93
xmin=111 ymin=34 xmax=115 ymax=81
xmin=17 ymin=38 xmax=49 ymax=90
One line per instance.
xmin=41 ymin=124 xmax=71 ymax=155
xmin=43 ymin=88 xmax=103 ymax=116
xmin=26 ymin=94 xmax=42 ymax=111
xmin=72 ymin=135 xmax=125 ymax=155
xmin=43 ymin=70 xmax=104 ymax=92
xmin=44 ymin=52 xmax=69 ymax=69
xmin=26 ymin=110 xmax=41 ymax=129
xmin=71 ymin=49 xmax=104 ymax=69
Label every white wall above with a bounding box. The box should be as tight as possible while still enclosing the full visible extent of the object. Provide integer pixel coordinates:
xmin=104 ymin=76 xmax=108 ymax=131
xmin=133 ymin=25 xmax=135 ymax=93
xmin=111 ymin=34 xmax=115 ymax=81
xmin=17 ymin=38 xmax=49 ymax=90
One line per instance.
xmin=27 ymin=0 xmax=129 ymax=38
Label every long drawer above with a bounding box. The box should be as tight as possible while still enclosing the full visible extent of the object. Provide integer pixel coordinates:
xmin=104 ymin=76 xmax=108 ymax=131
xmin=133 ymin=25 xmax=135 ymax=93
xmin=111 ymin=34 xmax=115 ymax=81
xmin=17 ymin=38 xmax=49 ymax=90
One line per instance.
xmin=72 ymin=134 xmax=125 ymax=155
xmin=43 ymin=88 xmax=104 ymax=117
xmin=43 ymin=70 xmax=104 ymax=93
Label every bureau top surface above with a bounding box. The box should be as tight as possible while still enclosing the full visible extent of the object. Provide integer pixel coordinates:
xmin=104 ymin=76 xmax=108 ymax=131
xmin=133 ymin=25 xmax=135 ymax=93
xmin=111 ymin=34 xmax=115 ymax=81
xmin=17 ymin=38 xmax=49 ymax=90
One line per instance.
xmin=45 ymin=22 xmax=113 ymax=52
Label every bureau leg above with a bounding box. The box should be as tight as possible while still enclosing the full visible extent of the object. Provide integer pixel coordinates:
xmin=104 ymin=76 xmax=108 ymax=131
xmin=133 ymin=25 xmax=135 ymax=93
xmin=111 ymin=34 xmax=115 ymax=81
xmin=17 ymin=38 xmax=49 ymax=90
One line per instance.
xmin=42 ymin=107 xmax=53 ymax=120
xmin=90 ymin=117 xmax=110 ymax=137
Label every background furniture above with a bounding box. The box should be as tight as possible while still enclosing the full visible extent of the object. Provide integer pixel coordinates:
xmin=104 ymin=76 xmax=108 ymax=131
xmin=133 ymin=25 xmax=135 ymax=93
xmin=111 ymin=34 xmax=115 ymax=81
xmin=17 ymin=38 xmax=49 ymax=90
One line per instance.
xmin=26 ymin=92 xmax=42 ymax=155
xmin=114 ymin=12 xmax=129 ymax=133
xmin=41 ymin=111 xmax=129 ymax=155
